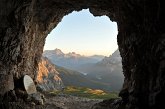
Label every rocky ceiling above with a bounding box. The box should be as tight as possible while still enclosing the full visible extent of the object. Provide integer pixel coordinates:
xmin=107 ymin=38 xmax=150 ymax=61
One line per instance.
xmin=0 ymin=0 xmax=165 ymax=109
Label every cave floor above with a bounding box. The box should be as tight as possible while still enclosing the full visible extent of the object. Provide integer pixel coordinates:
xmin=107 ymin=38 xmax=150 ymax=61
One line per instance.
xmin=44 ymin=94 xmax=102 ymax=109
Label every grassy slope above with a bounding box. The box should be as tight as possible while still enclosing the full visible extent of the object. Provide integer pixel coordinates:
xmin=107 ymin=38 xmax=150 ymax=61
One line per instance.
xmin=50 ymin=86 xmax=119 ymax=99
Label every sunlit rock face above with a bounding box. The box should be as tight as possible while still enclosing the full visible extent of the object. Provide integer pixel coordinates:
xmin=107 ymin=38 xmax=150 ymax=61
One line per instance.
xmin=37 ymin=57 xmax=63 ymax=91
xmin=0 ymin=0 xmax=165 ymax=109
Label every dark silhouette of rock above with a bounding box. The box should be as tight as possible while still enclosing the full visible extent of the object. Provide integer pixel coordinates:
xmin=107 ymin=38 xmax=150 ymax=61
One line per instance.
xmin=91 ymin=98 xmax=125 ymax=109
xmin=0 ymin=0 xmax=165 ymax=109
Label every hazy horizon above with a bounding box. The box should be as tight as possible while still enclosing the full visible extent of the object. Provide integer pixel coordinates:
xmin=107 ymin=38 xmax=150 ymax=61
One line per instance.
xmin=44 ymin=9 xmax=118 ymax=56
xmin=44 ymin=48 xmax=119 ymax=57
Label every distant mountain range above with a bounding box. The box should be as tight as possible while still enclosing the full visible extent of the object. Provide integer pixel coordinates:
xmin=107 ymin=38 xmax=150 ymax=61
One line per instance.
xmin=77 ymin=49 xmax=124 ymax=91
xmin=37 ymin=57 xmax=114 ymax=92
xmin=43 ymin=48 xmax=104 ymax=71
xmin=40 ymin=48 xmax=124 ymax=91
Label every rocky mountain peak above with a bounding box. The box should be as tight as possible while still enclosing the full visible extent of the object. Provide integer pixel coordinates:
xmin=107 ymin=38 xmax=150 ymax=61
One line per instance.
xmin=67 ymin=52 xmax=82 ymax=58
xmin=99 ymin=49 xmax=121 ymax=65
xmin=54 ymin=48 xmax=64 ymax=56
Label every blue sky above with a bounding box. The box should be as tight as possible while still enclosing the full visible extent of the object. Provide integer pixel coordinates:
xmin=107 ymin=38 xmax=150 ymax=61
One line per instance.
xmin=44 ymin=9 xmax=118 ymax=56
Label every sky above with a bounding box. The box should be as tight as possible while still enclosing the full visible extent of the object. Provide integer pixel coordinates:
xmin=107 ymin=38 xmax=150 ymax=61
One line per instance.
xmin=44 ymin=9 xmax=118 ymax=56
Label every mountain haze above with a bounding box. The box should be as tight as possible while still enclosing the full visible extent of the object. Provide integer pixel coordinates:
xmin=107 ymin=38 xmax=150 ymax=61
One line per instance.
xmin=43 ymin=48 xmax=104 ymax=71
xmin=37 ymin=57 xmax=115 ymax=92
xmin=42 ymin=49 xmax=124 ymax=91
xmin=76 ymin=49 xmax=124 ymax=91
xmin=55 ymin=65 xmax=113 ymax=91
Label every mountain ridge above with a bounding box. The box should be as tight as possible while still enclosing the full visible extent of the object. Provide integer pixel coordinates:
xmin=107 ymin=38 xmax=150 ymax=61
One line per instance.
xmin=37 ymin=57 xmax=117 ymax=92
xmin=43 ymin=48 xmax=105 ymax=70
xmin=41 ymin=48 xmax=124 ymax=91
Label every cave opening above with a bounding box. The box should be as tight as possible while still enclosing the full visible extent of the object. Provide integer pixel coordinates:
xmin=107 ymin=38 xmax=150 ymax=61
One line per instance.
xmin=39 ymin=9 xmax=124 ymax=99
xmin=0 ymin=0 xmax=164 ymax=109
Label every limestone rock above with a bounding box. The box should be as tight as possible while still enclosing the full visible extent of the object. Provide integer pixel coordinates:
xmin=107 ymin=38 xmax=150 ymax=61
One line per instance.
xmin=29 ymin=92 xmax=44 ymax=105
xmin=0 ymin=74 xmax=14 ymax=95
xmin=37 ymin=57 xmax=64 ymax=91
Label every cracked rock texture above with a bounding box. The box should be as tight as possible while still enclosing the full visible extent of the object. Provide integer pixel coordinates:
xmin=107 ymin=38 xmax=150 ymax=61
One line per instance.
xmin=0 ymin=0 xmax=165 ymax=109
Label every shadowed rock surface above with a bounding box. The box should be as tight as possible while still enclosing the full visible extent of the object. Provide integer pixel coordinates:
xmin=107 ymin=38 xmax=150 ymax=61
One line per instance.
xmin=45 ymin=94 xmax=102 ymax=109
xmin=0 ymin=0 xmax=165 ymax=109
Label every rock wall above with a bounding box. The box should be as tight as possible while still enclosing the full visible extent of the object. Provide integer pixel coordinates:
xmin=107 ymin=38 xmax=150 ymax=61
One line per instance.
xmin=37 ymin=57 xmax=63 ymax=91
xmin=0 ymin=0 xmax=165 ymax=109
